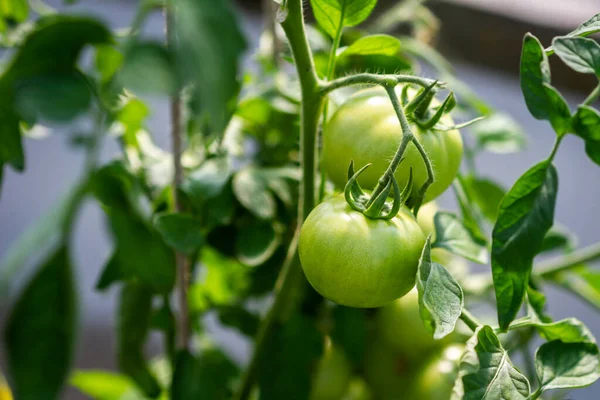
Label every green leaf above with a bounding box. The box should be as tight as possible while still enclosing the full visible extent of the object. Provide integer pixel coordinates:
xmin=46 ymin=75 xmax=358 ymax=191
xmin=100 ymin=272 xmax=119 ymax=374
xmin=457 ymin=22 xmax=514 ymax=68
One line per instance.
xmin=117 ymin=283 xmax=161 ymax=398
xmin=535 ymin=341 xmax=600 ymax=392
xmin=454 ymin=326 xmax=530 ymax=400
xmin=217 ymin=306 xmax=260 ymax=337
xmin=546 ymin=13 xmax=600 ymax=54
xmin=310 ymin=0 xmax=378 ymax=39
xmin=91 ymin=161 xmax=143 ymax=214
xmin=432 ymin=212 xmax=488 ymax=264
xmin=585 ymin=139 xmax=600 ymax=166
xmin=331 ymin=306 xmax=368 ymax=365
xmin=573 ymin=105 xmax=600 ymax=141
xmin=258 ymin=314 xmax=324 ymax=400
xmin=175 ymin=0 xmax=246 ymax=134
xmin=0 ymin=181 xmax=85 ymax=297
xmin=14 ymin=73 xmax=92 ymax=123
xmin=553 ymin=267 xmax=600 ymax=310
xmin=153 ymin=212 xmax=204 ymax=256
xmin=181 ymin=157 xmax=232 ymax=207
xmin=95 ymin=45 xmax=124 ymax=83
xmin=0 ymin=0 xmax=28 ymax=24
xmin=416 ymin=237 xmax=464 ymax=340
xmin=107 ymin=211 xmax=176 ymax=293
xmin=0 ymin=101 xmax=24 ymax=171
xmin=171 ymin=349 xmax=238 ymax=400
xmin=492 ymin=161 xmax=558 ymax=330
xmin=460 ymin=175 xmax=505 ymax=222
xmin=95 ymin=250 xmax=125 ymax=291
xmin=4 ymin=246 xmax=75 ymax=400
xmin=114 ymin=96 xmax=150 ymax=147
xmin=452 ymin=177 xmax=487 ymax=245
xmin=235 ymin=220 xmax=281 ymax=266
xmin=520 ymin=33 xmax=572 ymax=134
xmin=339 ymin=34 xmax=401 ymax=57
xmin=70 ymin=370 xmax=135 ymax=400
xmin=553 ymin=36 xmax=600 ymax=76
xmin=232 ymin=168 xmax=277 ymax=220
xmin=470 ymin=113 xmax=526 ymax=154
xmin=510 ymin=317 xmax=596 ymax=344
xmin=121 ymin=41 xmax=177 ymax=94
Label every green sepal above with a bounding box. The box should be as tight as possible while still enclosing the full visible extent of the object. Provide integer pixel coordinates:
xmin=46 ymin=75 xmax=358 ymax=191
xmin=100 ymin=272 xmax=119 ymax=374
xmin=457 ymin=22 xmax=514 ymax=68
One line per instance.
xmin=404 ymin=80 xmax=438 ymax=116
xmin=344 ymin=161 xmax=371 ymax=213
xmin=415 ymin=92 xmax=455 ymax=130
xmin=364 ymin=178 xmax=393 ymax=219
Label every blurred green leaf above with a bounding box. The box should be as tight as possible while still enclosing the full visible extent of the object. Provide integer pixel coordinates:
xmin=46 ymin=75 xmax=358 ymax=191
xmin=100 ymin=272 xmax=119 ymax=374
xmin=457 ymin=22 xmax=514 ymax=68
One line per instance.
xmin=553 ymin=36 xmax=600 ymax=76
xmin=171 ymin=349 xmax=238 ymax=400
xmin=452 ymin=177 xmax=487 ymax=244
xmin=153 ymin=212 xmax=204 ymax=256
xmin=117 ymin=283 xmax=161 ymax=398
xmin=510 ymin=316 xmax=596 ymax=344
xmin=585 ymin=139 xmax=600 ymax=166
xmin=0 ymin=0 xmax=28 ymax=25
xmin=181 ymin=157 xmax=232 ymax=207
xmin=553 ymin=267 xmax=600 ymax=310
xmin=217 ymin=306 xmax=260 ymax=337
xmin=520 ymin=33 xmax=572 ymax=135
xmin=114 ymin=96 xmax=150 ymax=147
xmin=95 ymin=250 xmax=125 ymax=291
xmin=121 ymin=41 xmax=177 ymax=94
xmin=331 ymin=306 xmax=367 ymax=366
xmin=470 ymin=113 xmax=526 ymax=154
xmin=309 ymin=0 xmax=377 ymax=39
xmin=4 ymin=246 xmax=75 ymax=400
xmin=339 ymin=34 xmax=400 ymax=57
xmin=460 ymin=175 xmax=505 ymax=222
xmin=95 ymin=45 xmax=124 ymax=83
xmin=70 ymin=370 xmax=135 ymax=400
xmin=258 ymin=314 xmax=323 ymax=400
xmin=175 ymin=0 xmax=246 ymax=135
xmin=233 ymin=168 xmax=277 ymax=220
xmin=453 ymin=326 xmax=530 ymax=400
xmin=492 ymin=161 xmax=558 ymax=330
xmin=432 ymin=212 xmax=488 ymax=264
xmin=540 ymin=226 xmax=576 ymax=254
xmin=235 ymin=220 xmax=282 ymax=267
xmin=417 ymin=237 xmax=464 ymax=340
xmin=535 ymin=341 xmax=600 ymax=392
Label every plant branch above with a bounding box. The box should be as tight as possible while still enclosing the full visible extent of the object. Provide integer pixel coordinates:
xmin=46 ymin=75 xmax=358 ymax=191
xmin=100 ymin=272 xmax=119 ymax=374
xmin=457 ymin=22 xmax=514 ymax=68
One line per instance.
xmin=583 ymin=81 xmax=600 ymax=106
xmin=537 ymin=241 xmax=600 ymax=278
xmin=320 ymin=73 xmax=440 ymax=94
xmin=235 ymin=1 xmax=324 ymax=398
xmin=460 ymin=309 xmax=482 ymax=332
xmin=165 ymin=1 xmax=190 ymax=352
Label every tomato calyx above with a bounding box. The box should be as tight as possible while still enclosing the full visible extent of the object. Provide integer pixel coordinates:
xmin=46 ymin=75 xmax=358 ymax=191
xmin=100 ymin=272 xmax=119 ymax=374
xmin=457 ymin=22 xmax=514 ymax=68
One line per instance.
xmin=344 ymin=160 xmax=413 ymax=220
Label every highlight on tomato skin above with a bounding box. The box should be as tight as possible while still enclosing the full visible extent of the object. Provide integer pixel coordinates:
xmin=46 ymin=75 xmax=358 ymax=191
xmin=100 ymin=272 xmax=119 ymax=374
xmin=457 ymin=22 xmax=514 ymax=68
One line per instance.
xmin=298 ymin=194 xmax=425 ymax=308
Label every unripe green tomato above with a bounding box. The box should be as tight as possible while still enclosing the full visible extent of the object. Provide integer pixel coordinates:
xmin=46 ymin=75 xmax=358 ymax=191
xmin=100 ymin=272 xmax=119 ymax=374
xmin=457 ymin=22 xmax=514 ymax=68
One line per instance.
xmin=299 ymin=195 xmax=426 ymax=308
xmin=310 ymin=340 xmax=352 ymax=400
xmin=374 ymin=288 xmax=443 ymax=361
xmin=323 ymin=87 xmax=463 ymax=203
xmin=341 ymin=377 xmax=373 ymax=400
xmin=417 ymin=202 xmax=468 ymax=279
xmin=410 ymin=344 xmax=464 ymax=400
xmin=362 ymin=339 xmax=416 ymax=400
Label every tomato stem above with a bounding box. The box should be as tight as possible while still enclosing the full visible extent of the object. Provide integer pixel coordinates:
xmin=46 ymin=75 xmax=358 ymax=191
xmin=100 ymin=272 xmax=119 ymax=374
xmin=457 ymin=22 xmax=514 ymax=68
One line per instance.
xmin=460 ymin=309 xmax=482 ymax=332
xmin=583 ymin=81 xmax=600 ymax=107
xmin=320 ymin=73 xmax=439 ymax=94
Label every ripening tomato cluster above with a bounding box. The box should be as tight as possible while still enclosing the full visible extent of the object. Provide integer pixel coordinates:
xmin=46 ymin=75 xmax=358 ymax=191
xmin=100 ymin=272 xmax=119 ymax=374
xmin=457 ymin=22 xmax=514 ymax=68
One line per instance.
xmin=299 ymin=85 xmax=464 ymax=308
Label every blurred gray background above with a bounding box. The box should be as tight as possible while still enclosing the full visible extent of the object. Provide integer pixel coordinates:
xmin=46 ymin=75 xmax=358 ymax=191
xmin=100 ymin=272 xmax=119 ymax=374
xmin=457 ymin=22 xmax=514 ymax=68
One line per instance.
xmin=1 ymin=0 xmax=599 ymax=399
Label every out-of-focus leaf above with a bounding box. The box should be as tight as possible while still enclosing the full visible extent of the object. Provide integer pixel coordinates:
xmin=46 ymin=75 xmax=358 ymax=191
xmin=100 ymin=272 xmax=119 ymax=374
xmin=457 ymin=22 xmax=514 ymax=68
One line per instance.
xmin=432 ymin=212 xmax=488 ymax=264
xmin=171 ymin=349 xmax=238 ymax=400
xmin=181 ymin=157 xmax=232 ymax=207
xmin=460 ymin=175 xmax=505 ymax=222
xmin=70 ymin=370 xmax=135 ymax=400
xmin=470 ymin=113 xmax=526 ymax=154
xmin=217 ymin=306 xmax=260 ymax=337
xmin=117 ymin=283 xmax=161 ymax=398
xmin=492 ymin=161 xmax=557 ymax=330
xmin=416 ymin=238 xmax=464 ymax=340
xmin=553 ymin=267 xmax=600 ymax=310
xmin=232 ymin=168 xmax=277 ymax=220
xmin=535 ymin=341 xmax=600 ymax=392
xmin=121 ymin=41 xmax=177 ymax=94
xmin=0 ymin=0 xmax=28 ymax=25
xmin=540 ymin=226 xmax=576 ymax=254
xmin=95 ymin=45 xmax=123 ymax=83
xmin=175 ymin=0 xmax=246 ymax=135
xmin=452 ymin=177 xmax=487 ymax=244
xmin=258 ymin=314 xmax=323 ymax=400
xmin=309 ymin=0 xmax=377 ymax=39
xmin=331 ymin=306 xmax=367 ymax=366
xmin=546 ymin=13 xmax=600 ymax=55
xmin=452 ymin=326 xmax=530 ymax=400
xmin=4 ymin=246 xmax=75 ymax=400
xmin=153 ymin=212 xmax=204 ymax=256
xmin=235 ymin=220 xmax=281 ymax=267
xmin=585 ymin=139 xmax=600 ymax=166
xmin=95 ymin=250 xmax=125 ymax=291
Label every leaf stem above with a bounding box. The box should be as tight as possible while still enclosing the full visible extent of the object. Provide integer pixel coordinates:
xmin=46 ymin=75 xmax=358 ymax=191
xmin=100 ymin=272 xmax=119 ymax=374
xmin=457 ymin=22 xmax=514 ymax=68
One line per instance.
xmin=165 ymin=1 xmax=191 ymax=352
xmin=583 ymin=81 xmax=600 ymax=106
xmin=320 ymin=73 xmax=439 ymax=94
xmin=235 ymin=1 xmax=324 ymax=398
xmin=547 ymin=134 xmax=564 ymax=162
xmin=460 ymin=309 xmax=482 ymax=332
xmin=537 ymin=241 xmax=600 ymax=278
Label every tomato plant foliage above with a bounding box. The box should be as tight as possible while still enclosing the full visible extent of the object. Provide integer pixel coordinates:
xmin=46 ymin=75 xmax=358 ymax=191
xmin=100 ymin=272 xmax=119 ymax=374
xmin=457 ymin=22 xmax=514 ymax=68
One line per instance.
xmin=1 ymin=1 xmax=600 ymax=400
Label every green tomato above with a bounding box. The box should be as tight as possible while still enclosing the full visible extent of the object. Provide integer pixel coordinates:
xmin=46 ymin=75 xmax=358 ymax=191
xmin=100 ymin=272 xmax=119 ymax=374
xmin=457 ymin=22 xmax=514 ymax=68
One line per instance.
xmin=362 ymin=339 xmax=416 ymax=400
xmin=310 ymin=340 xmax=352 ymax=400
xmin=299 ymin=195 xmax=426 ymax=308
xmin=416 ymin=202 xmax=468 ymax=279
xmin=341 ymin=377 xmax=373 ymax=400
xmin=374 ymin=288 xmax=443 ymax=361
xmin=410 ymin=344 xmax=464 ymax=400
xmin=323 ymin=87 xmax=463 ymax=203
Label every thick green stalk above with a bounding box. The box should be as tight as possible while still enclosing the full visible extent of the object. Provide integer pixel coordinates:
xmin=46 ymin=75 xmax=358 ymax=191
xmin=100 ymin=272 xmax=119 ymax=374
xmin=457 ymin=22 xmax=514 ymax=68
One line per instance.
xmin=235 ymin=1 xmax=324 ymax=399
xmin=583 ymin=82 xmax=600 ymax=106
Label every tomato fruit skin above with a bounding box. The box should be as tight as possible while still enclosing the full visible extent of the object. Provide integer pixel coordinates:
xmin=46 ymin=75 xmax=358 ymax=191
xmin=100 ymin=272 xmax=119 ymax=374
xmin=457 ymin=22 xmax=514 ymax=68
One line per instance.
xmin=322 ymin=87 xmax=463 ymax=203
xmin=299 ymin=195 xmax=426 ymax=308
xmin=410 ymin=344 xmax=464 ymax=400
xmin=310 ymin=341 xmax=352 ymax=400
